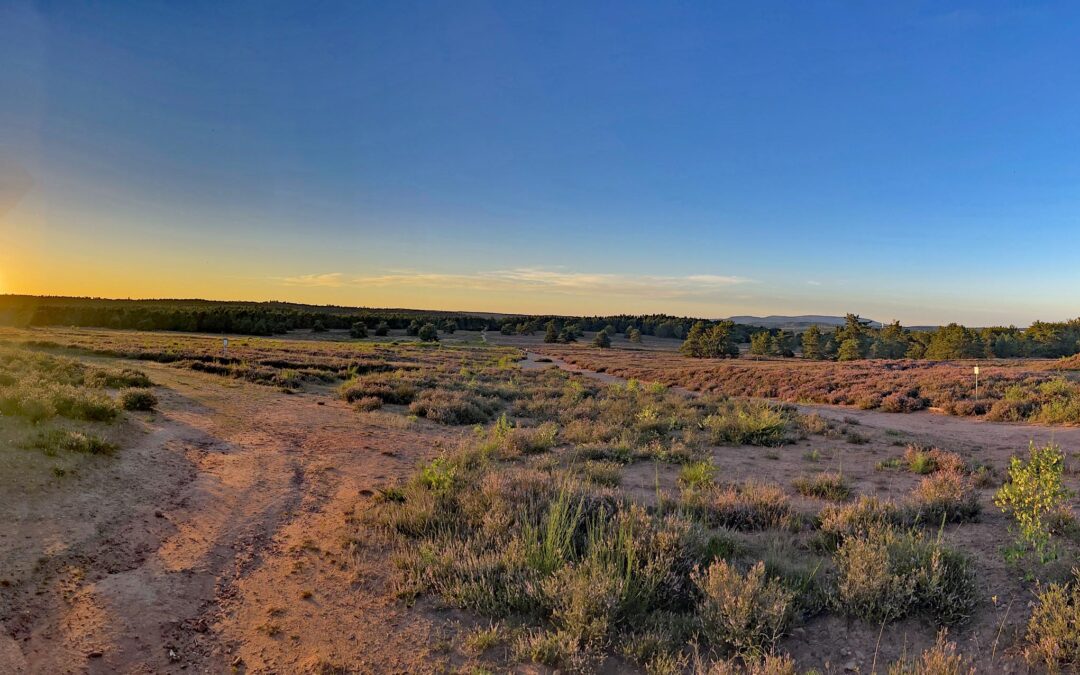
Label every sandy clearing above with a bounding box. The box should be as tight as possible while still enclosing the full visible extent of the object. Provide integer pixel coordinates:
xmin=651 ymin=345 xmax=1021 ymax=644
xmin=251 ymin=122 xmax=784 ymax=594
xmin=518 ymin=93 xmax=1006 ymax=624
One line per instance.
xmin=0 ymin=358 xmax=456 ymax=674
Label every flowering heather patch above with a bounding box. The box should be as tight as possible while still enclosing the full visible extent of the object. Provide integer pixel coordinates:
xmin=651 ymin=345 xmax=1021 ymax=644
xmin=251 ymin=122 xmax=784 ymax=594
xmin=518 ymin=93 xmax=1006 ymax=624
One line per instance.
xmin=537 ymin=347 xmax=1080 ymax=424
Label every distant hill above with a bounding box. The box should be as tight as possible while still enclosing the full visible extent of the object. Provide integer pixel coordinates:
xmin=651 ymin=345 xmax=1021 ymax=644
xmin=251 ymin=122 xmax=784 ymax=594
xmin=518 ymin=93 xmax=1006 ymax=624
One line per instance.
xmin=726 ymin=315 xmax=884 ymax=330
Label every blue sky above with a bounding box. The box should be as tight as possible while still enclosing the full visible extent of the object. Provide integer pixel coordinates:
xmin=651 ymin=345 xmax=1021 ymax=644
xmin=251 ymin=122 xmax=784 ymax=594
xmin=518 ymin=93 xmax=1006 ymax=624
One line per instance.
xmin=2 ymin=1 xmax=1079 ymax=324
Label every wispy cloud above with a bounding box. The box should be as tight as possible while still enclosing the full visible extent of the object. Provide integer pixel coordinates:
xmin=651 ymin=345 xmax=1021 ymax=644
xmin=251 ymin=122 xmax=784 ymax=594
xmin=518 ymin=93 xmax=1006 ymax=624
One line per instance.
xmin=279 ymin=272 xmax=347 ymax=287
xmin=806 ymin=280 xmax=822 ymax=286
xmin=275 ymin=268 xmax=752 ymax=299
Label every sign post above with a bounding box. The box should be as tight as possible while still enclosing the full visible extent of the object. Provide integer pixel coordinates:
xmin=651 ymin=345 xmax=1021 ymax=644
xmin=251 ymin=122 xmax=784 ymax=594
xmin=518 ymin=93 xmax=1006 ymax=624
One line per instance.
xmin=223 ymin=337 xmax=229 ymax=357
xmin=974 ymin=365 xmax=979 ymax=401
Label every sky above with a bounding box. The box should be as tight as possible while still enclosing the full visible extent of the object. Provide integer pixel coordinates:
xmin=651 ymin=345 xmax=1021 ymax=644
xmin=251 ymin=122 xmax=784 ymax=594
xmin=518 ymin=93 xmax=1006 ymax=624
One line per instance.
xmin=2 ymin=1 xmax=1079 ymax=325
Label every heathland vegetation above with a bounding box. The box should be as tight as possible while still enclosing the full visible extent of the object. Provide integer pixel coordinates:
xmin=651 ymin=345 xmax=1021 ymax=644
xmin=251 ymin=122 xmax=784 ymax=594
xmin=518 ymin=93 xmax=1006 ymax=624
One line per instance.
xmin=4 ymin=324 xmax=1080 ymax=672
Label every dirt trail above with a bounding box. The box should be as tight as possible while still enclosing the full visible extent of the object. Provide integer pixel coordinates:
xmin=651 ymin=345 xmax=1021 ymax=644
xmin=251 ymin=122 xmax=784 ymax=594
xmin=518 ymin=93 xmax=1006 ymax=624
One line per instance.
xmin=525 ymin=351 xmax=1080 ymax=453
xmin=1 ymin=360 xmax=452 ymax=674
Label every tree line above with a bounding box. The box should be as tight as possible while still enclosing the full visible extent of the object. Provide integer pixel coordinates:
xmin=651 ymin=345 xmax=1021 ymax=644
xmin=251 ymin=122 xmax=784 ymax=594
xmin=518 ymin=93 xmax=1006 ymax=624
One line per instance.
xmin=739 ymin=314 xmax=1080 ymax=361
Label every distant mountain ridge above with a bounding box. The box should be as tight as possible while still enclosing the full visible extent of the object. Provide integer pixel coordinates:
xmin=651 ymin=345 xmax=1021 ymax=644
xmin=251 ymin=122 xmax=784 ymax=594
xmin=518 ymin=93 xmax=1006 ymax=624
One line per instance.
xmin=726 ymin=315 xmax=884 ymax=330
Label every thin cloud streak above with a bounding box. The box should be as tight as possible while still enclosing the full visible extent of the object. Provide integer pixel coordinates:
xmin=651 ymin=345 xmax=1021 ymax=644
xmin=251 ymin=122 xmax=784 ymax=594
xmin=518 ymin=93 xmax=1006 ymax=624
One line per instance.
xmin=277 ymin=268 xmax=752 ymax=299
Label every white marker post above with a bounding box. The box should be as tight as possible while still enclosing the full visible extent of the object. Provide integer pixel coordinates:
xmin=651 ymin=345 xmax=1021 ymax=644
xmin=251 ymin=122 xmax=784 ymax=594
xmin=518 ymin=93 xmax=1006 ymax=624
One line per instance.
xmin=223 ymin=337 xmax=229 ymax=357
xmin=974 ymin=365 xmax=980 ymax=401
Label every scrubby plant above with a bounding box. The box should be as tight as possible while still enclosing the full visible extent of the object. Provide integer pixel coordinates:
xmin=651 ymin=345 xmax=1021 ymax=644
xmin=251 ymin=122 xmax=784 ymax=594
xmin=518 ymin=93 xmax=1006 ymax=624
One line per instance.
xmin=683 ymin=481 xmax=794 ymax=531
xmin=704 ymin=402 xmax=792 ymax=447
xmin=818 ymin=496 xmax=904 ymax=549
xmin=23 ymin=429 xmax=117 ymax=456
xmin=833 ymin=526 xmax=977 ymax=626
xmin=886 ymin=630 xmax=975 ymax=675
xmin=909 ymin=471 xmax=980 ymax=524
xmin=679 ymin=461 xmax=716 ymax=491
xmin=87 ymin=367 xmax=152 ymax=388
xmin=120 ymin=388 xmax=158 ymax=411
xmin=994 ymin=442 xmax=1073 ymax=561
xmin=349 ymin=321 xmax=368 ymax=338
xmin=1023 ymin=570 xmax=1080 ymax=671
xmin=792 ymin=472 xmax=851 ymax=501
xmin=693 ymin=560 xmax=794 ymax=659
xmin=409 ymin=389 xmax=498 ymax=425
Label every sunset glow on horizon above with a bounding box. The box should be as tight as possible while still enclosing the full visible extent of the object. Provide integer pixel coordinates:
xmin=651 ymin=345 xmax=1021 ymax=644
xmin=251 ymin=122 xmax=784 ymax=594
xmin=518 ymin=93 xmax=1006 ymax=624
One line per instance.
xmin=4 ymin=1 xmax=1080 ymax=324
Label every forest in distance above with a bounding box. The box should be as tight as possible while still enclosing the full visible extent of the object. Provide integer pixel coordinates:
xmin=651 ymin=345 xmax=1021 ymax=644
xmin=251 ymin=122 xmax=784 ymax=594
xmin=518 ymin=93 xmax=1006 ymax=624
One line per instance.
xmin=3 ymin=295 xmax=1080 ymax=362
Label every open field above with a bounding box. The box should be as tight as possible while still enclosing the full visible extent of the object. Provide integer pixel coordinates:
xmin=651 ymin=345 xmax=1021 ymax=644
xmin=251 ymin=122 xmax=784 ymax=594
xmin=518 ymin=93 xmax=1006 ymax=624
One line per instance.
xmin=2 ymin=327 xmax=1080 ymax=673
xmin=536 ymin=344 xmax=1080 ymax=426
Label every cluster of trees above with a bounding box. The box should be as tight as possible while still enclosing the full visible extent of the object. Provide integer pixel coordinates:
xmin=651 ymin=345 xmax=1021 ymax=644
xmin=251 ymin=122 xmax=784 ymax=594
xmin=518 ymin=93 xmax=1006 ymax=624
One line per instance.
xmin=497 ymin=313 xmax=756 ymax=343
xmin=739 ymin=314 xmax=1080 ymax=362
xmin=679 ymin=321 xmax=740 ymax=358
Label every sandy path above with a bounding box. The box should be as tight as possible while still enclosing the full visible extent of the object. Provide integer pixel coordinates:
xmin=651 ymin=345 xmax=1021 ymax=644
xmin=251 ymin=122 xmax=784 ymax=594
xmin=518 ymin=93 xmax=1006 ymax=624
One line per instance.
xmin=1 ymin=360 xmax=453 ymax=674
xmin=525 ymin=351 xmax=1080 ymax=452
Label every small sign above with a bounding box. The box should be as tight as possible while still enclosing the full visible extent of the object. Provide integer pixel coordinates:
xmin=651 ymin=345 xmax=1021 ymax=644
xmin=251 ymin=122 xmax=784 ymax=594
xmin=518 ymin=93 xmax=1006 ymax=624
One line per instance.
xmin=973 ymin=366 xmax=979 ymax=375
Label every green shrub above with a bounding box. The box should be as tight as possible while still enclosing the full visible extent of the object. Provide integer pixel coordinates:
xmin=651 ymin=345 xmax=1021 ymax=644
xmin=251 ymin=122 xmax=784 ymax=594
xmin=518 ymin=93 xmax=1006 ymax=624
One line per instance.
xmin=87 ymin=367 xmax=152 ymax=388
xmin=818 ymin=496 xmax=904 ymax=549
xmin=704 ymin=402 xmax=792 ymax=447
xmin=909 ymin=471 xmax=980 ymax=524
xmin=120 ymin=388 xmax=158 ymax=411
xmin=23 ymin=429 xmax=117 ymax=456
xmin=678 ymin=461 xmax=716 ymax=491
xmin=994 ymin=442 xmax=1074 ymax=561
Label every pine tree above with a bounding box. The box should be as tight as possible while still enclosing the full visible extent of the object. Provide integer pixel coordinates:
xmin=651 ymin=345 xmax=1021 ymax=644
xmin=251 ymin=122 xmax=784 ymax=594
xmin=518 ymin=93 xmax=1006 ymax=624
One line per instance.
xmin=543 ymin=321 xmax=559 ymax=344
xmin=593 ymin=331 xmax=612 ymax=348
xmin=802 ymin=325 xmax=822 ymax=359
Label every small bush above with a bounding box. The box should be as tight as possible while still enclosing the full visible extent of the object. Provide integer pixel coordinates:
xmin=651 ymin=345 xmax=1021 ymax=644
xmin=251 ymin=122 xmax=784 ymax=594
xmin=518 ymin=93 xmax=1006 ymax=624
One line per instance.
xmin=903 ymin=445 xmax=966 ymax=475
xmin=995 ymin=442 xmax=1074 ymax=560
xmin=818 ymin=496 xmax=904 ymax=549
xmin=120 ymin=388 xmax=158 ymax=411
xmin=909 ymin=471 xmax=981 ymax=524
xmin=792 ymin=472 xmax=851 ymax=501
xmin=1024 ymin=570 xmax=1080 ymax=670
xmin=833 ymin=526 xmax=977 ymax=625
xmin=409 ymin=389 xmax=498 ymax=425
xmin=693 ymin=560 xmax=794 ymax=659
xmin=88 ymin=368 xmax=152 ymax=388
xmin=582 ymin=460 xmax=622 ymax=487
xmin=353 ymin=395 xmax=383 ymax=412
xmin=685 ymin=482 xmax=794 ymax=531
xmin=704 ymin=402 xmax=793 ymax=447
xmin=679 ymin=461 xmax=716 ymax=491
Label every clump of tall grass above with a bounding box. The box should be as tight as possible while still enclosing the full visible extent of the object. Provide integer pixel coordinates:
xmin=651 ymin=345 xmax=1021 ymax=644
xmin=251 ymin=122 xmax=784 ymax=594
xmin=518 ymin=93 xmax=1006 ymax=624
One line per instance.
xmin=909 ymin=471 xmax=981 ymax=524
xmin=409 ymin=389 xmax=499 ymax=425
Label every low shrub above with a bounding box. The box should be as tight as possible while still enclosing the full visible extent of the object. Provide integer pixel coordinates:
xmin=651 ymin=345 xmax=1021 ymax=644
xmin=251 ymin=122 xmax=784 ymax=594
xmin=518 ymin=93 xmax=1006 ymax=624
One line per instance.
xmin=909 ymin=471 xmax=981 ymax=524
xmin=886 ymin=630 xmax=975 ymax=675
xmin=818 ymin=496 xmax=904 ymax=549
xmin=684 ymin=482 xmax=795 ymax=531
xmin=120 ymin=388 xmax=158 ymax=411
xmin=792 ymin=472 xmax=851 ymax=501
xmin=352 ymin=395 xmax=383 ymax=412
xmin=833 ymin=526 xmax=977 ymax=626
xmin=704 ymin=402 xmax=794 ymax=447
xmin=1024 ymin=570 xmax=1080 ymax=670
xmin=408 ymin=389 xmax=498 ymax=425
xmin=87 ymin=367 xmax=152 ymax=388
xmin=23 ymin=429 xmax=117 ymax=456
xmin=693 ymin=560 xmax=794 ymax=659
